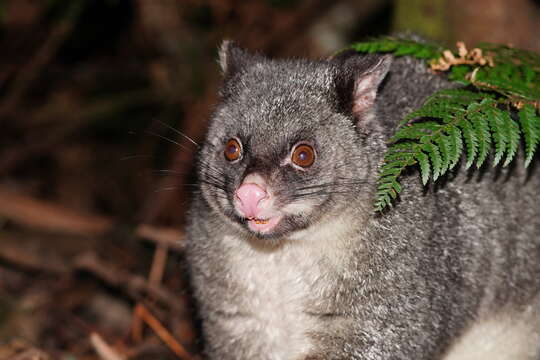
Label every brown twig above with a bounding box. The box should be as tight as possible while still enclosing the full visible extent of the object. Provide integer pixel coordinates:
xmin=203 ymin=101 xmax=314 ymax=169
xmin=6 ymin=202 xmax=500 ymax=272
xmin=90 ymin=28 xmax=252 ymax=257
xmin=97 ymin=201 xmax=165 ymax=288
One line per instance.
xmin=149 ymin=244 xmax=169 ymax=289
xmin=0 ymin=187 xmax=113 ymax=236
xmin=134 ymin=304 xmax=194 ymax=360
xmin=136 ymin=224 xmax=185 ymax=252
xmin=130 ymin=309 xmax=145 ymax=344
xmin=74 ymin=252 xmax=183 ymax=312
xmin=133 ymin=224 xmax=183 ymax=346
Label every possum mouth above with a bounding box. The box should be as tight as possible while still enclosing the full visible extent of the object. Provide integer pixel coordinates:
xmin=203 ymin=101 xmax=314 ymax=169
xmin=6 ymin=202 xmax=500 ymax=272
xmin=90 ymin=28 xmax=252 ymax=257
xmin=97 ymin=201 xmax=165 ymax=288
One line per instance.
xmin=245 ymin=215 xmax=283 ymax=233
xmin=249 ymin=217 xmax=269 ymax=224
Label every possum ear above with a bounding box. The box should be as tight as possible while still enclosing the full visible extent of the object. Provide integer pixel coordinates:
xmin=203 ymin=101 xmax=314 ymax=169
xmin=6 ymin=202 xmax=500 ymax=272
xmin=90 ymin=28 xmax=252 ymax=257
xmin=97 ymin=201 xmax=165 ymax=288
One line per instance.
xmin=334 ymin=54 xmax=392 ymax=134
xmin=219 ymin=40 xmax=260 ymax=79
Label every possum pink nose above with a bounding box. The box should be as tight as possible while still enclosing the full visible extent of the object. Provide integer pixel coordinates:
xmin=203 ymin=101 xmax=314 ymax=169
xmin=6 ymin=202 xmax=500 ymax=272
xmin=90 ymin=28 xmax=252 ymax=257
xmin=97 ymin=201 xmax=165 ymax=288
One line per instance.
xmin=235 ymin=183 xmax=268 ymax=218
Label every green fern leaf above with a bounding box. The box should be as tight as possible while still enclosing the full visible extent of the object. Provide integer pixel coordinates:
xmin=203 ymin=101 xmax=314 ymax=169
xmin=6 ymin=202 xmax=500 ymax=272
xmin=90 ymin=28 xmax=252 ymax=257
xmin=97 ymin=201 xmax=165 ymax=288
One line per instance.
xmin=502 ymin=111 xmax=521 ymax=167
xmin=374 ymin=191 xmax=392 ymax=212
xmin=402 ymin=102 xmax=464 ymax=126
xmin=382 ymin=152 xmax=414 ymax=164
xmin=374 ymin=148 xmax=417 ymax=211
xmin=448 ymin=65 xmax=471 ymax=83
xmin=523 ymin=66 xmax=535 ymax=83
xmin=390 ymin=122 xmax=441 ymax=141
xmin=457 ymin=119 xmax=478 ymax=169
xmin=486 ymin=107 xmax=507 ymax=166
xmin=414 ymin=151 xmax=431 ymax=185
xmin=518 ymin=104 xmax=540 ymax=167
xmin=435 ymin=135 xmax=451 ymax=175
xmin=447 ymin=126 xmax=463 ymax=170
xmin=422 ymin=142 xmax=442 ymax=180
xmin=470 ymin=112 xmax=491 ymax=168
xmin=379 ymin=163 xmax=405 ymax=177
xmin=473 ymin=67 xmax=540 ymax=101
xmin=391 ymin=179 xmax=402 ymax=194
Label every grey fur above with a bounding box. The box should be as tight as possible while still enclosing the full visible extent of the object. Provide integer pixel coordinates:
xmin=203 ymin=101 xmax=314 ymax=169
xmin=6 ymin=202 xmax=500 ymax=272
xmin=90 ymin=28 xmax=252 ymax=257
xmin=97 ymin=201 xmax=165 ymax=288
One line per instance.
xmin=185 ymin=42 xmax=540 ymax=359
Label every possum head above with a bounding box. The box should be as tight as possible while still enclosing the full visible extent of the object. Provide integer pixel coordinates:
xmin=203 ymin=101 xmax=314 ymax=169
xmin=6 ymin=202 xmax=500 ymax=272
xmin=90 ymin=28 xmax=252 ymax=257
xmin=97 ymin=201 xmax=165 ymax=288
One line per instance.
xmin=197 ymin=41 xmax=391 ymax=240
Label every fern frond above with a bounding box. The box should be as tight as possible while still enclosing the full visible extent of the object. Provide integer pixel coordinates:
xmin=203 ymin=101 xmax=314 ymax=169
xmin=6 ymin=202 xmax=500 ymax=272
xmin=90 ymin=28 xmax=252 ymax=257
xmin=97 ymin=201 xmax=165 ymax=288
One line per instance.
xmin=389 ymin=122 xmax=441 ymax=141
xmin=519 ymin=104 xmax=540 ymax=167
xmin=414 ymin=151 xmax=431 ymax=185
xmin=374 ymin=150 xmax=415 ymax=212
xmin=470 ymin=110 xmax=491 ymax=168
xmin=502 ymin=111 xmax=520 ymax=167
xmin=375 ymin=90 xmax=525 ymax=209
xmin=422 ymin=143 xmax=442 ymax=180
xmin=447 ymin=126 xmax=463 ymax=170
xmin=348 ymin=37 xmax=540 ymax=211
xmin=486 ymin=106 xmax=507 ymax=166
xmin=435 ymin=135 xmax=451 ymax=175
xmin=457 ymin=118 xmax=478 ymax=169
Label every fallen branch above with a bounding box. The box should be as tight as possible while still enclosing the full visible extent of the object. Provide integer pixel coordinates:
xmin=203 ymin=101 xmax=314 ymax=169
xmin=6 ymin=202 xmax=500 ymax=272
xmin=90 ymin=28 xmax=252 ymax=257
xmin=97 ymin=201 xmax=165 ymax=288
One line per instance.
xmin=0 ymin=187 xmax=113 ymax=236
xmin=134 ymin=304 xmax=194 ymax=360
xmin=74 ymin=252 xmax=183 ymax=312
xmin=136 ymin=224 xmax=185 ymax=251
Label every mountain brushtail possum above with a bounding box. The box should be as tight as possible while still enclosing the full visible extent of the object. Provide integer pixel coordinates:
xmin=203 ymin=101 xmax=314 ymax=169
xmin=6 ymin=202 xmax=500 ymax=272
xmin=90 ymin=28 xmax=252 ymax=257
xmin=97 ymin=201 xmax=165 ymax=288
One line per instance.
xmin=185 ymin=41 xmax=540 ymax=360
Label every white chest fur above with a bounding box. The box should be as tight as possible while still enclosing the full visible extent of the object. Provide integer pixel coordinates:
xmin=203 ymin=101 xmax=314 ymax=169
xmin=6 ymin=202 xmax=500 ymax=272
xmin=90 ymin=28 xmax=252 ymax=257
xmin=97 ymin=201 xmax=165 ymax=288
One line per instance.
xmin=222 ymin=235 xmax=319 ymax=359
xmin=217 ymin=214 xmax=358 ymax=359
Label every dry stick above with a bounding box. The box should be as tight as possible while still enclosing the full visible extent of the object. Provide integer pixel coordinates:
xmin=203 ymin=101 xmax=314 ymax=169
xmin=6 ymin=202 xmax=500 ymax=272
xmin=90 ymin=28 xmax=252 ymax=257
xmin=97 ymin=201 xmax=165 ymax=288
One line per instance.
xmin=90 ymin=332 xmax=125 ymax=360
xmin=132 ymin=224 xmax=184 ymax=343
xmin=0 ymin=187 xmax=113 ymax=236
xmin=74 ymin=252 xmax=183 ymax=313
xmin=134 ymin=304 xmax=194 ymax=360
xmin=130 ymin=309 xmax=144 ymax=343
xmin=149 ymin=244 xmax=169 ymax=289
xmin=136 ymin=224 xmax=185 ymax=251
xmin=0 ymin=189 xmax=186 ymax=249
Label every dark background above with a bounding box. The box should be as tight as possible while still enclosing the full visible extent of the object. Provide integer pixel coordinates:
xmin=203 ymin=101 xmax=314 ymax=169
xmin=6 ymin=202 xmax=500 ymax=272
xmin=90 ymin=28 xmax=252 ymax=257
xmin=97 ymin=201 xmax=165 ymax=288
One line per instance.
xmin=0 ymin=1 xmax=539 ymax=359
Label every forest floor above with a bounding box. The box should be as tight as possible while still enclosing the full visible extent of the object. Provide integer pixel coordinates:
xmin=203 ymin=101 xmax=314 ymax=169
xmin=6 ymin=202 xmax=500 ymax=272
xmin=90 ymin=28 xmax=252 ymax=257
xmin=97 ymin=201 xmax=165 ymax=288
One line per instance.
xmin=0 ymin=210 xmax=200 ymax=360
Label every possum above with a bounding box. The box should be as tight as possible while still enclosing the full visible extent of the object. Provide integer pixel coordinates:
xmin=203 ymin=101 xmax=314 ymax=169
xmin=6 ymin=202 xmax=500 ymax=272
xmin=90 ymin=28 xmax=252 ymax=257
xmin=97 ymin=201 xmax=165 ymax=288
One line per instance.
xmin=185 ymin=41 xmax=540 ymax=360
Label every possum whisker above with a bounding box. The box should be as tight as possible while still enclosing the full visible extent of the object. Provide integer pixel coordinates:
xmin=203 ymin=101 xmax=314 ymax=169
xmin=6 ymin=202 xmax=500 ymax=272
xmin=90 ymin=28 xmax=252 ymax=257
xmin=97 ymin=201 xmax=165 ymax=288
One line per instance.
xmin=155 ymin=119 xmax=199 ymax=147
xmin=146 ymin=130 xmax=194 ymax=152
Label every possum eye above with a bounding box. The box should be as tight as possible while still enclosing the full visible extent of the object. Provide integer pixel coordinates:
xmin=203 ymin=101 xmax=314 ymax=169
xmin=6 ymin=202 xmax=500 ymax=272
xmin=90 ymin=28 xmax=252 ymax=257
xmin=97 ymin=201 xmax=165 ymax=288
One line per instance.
xmin=291 ymin=143 xmax=315 ymax=168
xmin=224 ymin=138 xmax=242 ymax=162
